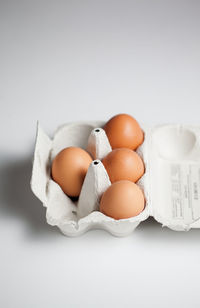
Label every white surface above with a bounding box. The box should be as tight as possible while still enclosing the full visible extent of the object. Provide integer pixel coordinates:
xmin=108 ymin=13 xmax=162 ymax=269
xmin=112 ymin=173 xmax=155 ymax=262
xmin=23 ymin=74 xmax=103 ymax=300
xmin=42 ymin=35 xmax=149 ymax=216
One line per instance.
xmin=1 ymin=0 xmax=200 ymax=307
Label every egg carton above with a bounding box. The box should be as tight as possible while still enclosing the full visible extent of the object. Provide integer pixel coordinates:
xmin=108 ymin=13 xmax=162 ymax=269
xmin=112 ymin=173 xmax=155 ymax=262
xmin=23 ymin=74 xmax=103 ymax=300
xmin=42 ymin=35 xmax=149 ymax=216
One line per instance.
xmin=31 ymin=121 xmax=200 ymax=236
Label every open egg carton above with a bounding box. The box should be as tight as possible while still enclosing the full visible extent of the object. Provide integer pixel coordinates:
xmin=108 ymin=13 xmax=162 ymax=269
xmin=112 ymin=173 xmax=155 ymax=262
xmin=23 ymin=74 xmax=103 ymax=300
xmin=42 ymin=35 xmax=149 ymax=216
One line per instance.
xmin=31 ymin=121 xmax=200 ymax=236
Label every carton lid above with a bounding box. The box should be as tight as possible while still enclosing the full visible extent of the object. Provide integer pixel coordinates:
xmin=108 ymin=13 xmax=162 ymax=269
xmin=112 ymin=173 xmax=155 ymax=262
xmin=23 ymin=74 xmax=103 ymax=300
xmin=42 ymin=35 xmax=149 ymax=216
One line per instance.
xmin=148 ymin=124 xmax=200 ymax=230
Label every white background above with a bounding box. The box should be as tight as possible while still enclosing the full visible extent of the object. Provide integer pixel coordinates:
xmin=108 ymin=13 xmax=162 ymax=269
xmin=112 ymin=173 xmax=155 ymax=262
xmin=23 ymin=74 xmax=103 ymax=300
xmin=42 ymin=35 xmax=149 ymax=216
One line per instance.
xmin=1 ymin=0 xmax=200 ymax=307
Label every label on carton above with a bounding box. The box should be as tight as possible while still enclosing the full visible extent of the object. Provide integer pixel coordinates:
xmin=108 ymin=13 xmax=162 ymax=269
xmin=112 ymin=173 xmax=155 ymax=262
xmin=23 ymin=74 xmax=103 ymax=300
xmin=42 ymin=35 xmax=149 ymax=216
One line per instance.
xmin=171 ymin=164 xmax=200 ymax=222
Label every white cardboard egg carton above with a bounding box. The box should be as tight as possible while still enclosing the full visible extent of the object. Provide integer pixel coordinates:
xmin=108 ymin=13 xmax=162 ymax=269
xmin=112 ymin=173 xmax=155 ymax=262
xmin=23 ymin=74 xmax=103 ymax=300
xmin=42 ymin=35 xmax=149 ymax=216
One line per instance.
xmin=31 ymin=121 xmax=200 ymax=236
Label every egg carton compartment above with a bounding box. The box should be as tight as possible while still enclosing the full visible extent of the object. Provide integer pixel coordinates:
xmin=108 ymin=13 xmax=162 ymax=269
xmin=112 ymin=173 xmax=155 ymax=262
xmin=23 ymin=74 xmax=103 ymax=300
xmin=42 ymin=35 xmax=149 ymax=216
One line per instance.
xmin=31 ymin=121 xmax=200 ymax=236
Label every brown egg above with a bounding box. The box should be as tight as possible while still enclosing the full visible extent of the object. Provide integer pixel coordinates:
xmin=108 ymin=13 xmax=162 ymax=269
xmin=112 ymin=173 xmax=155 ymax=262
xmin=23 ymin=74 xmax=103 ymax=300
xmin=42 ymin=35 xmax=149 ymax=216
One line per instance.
xmin=104 ymin=113 xmax=144 ymax=150
xmin=51 ymin=147 xmax=92 ymax=197
xmin=102 ymin=148 xmax=144 ymax=183
xmin=100 ymin=180 xmax=145 ymax=219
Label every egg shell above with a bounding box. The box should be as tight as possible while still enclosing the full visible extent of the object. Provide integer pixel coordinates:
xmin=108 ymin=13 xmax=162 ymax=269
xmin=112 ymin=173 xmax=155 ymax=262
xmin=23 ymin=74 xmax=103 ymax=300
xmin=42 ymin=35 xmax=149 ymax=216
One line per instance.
xmin=100 ymin=180 xmax=145 ymax=220
xmin=104 ymin=113 xmax=144 ymax=150
xmin=102 ymin=148 xmax=145 ymax=183
xmin=51 ymin=147 xmax=92 ymax=197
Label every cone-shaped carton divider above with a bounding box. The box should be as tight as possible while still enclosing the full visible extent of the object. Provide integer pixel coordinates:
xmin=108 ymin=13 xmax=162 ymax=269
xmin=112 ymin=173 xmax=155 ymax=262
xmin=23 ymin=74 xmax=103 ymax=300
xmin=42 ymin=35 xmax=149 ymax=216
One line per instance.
xmin=87 ymin=127 xmax=112 ymax=160
xmin=77 ymin=160 xmax=111 ymax=219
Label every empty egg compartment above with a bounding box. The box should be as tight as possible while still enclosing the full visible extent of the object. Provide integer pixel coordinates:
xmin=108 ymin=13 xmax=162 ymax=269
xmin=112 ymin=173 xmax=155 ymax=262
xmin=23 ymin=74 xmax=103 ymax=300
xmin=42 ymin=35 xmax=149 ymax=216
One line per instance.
xmin=149 ymin=124 xmax=200 ymax=230
xmin=31 ymin=121 xmax=150 ymax=237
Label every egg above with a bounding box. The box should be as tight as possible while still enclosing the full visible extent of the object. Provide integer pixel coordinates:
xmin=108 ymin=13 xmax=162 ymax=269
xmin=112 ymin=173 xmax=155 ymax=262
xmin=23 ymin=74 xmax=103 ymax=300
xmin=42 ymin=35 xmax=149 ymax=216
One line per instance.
xmin=104 ymin=113 xmax=144 ymax=150
xmin=102 ymin=148 xmax=144 ymax=183
xmin=51 ymin=147 xmax=92 ymax=197
xmin=100 ymin=180 xmax=145 ymax=219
